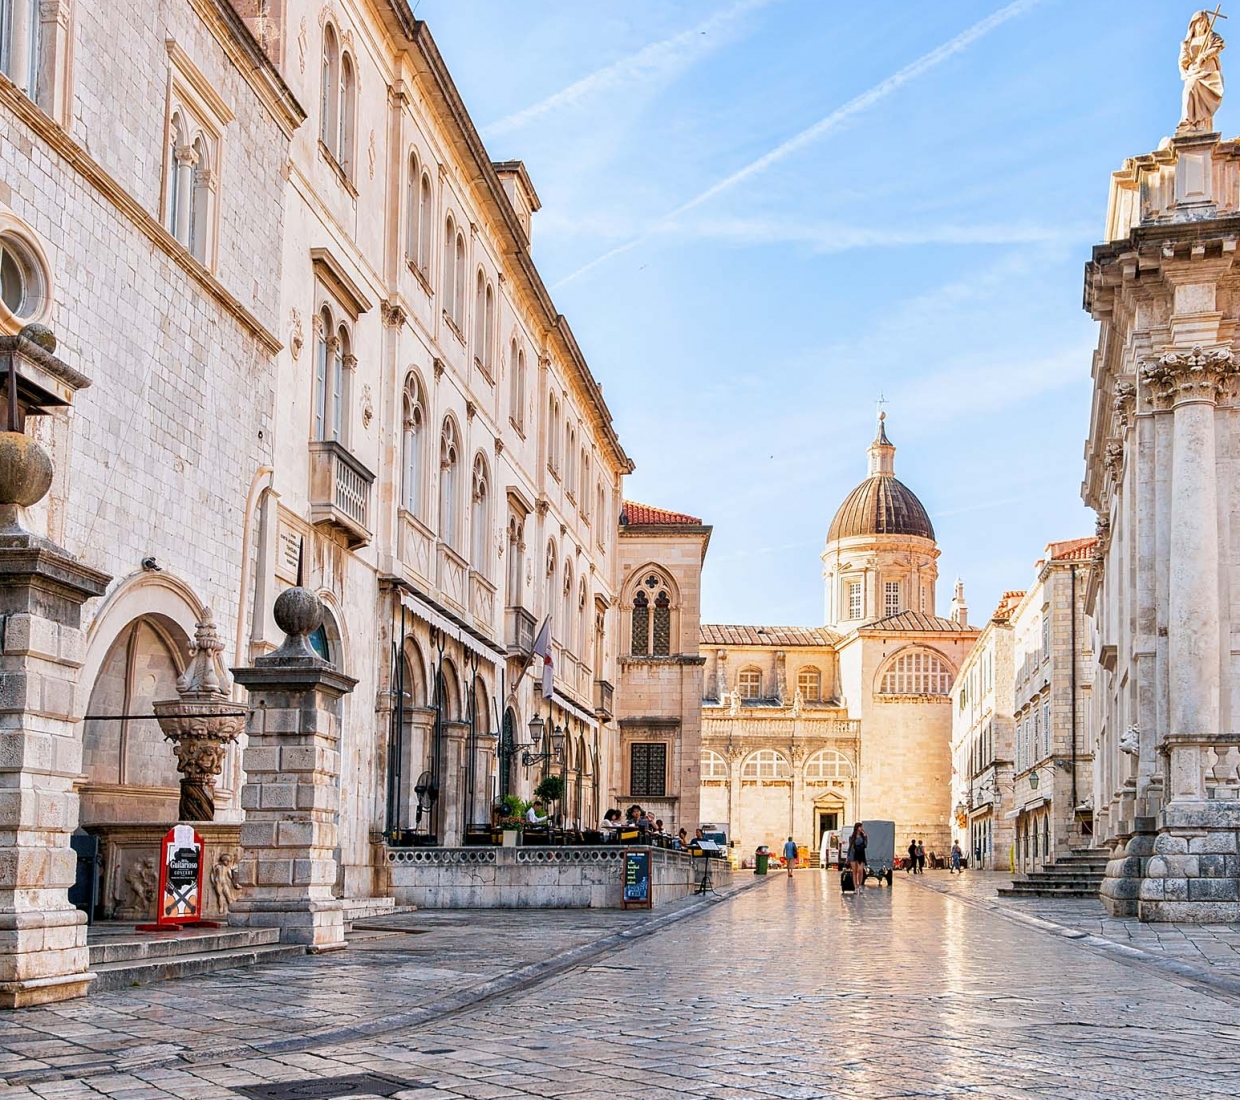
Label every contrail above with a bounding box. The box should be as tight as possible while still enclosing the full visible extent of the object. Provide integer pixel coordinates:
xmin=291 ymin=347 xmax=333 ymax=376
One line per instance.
xmin=553 ymin=0 xmax=1043 ymax=287
xmin=481 ymin=0 xmax=777 ymax=139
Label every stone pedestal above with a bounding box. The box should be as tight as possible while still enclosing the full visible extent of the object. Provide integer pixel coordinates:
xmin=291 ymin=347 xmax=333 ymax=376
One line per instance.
xmin=0 ymin=538 xmax=109 ymax=1007
xmin=230 ymin=587 xmax=356 ymax=951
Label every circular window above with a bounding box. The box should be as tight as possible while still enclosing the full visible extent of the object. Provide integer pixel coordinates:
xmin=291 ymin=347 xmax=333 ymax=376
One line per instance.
xmin=0 ymin=234 xmax=48 ymax=324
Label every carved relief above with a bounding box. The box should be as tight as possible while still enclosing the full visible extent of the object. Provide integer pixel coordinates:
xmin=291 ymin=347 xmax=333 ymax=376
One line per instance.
xmin=289 ymin=307 xmax=304 ymax=361
xmin=297 ymin=17 xmax=308 ymax=72
xmin=1103 ymin=440 xmax=1125 ymax=475
xmin=1141 ymin=344 xmax=1238 ymax=409
xmin=367 ymin=129 xmax=377 ymax=180
xmin=1112 ymin=378 xmax=1136 ymax=424
xmin=362 ymin=384 xmax=373 ymax=429
xmin=210 ymin=852 xmax=240 ymax=913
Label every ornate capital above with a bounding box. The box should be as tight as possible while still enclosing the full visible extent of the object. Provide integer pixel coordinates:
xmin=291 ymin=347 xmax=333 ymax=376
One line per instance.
xmin=433 ymin=357 xmax=446 ymax=380
xmin=1103 ymin=440 xmax=1125 ymax=476
xmin=1142 ymin=344 xmax=1237 ymax=409
xmin=1113 ymin=378 xmax=1137 ymax=424
xmin=381 ymin=299 xmax=407 ymax=328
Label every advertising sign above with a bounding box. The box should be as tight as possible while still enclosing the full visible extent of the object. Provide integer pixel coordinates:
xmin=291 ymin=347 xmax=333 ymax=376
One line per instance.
xmin=621 ymin=848 xmax=652 ymax=910
xmin=155 ymin=824 xmax=204 ymax=927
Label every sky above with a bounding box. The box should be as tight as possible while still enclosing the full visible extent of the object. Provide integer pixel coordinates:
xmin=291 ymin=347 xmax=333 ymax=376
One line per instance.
xmin=416 ymin=0 xmax=1215 ymax=627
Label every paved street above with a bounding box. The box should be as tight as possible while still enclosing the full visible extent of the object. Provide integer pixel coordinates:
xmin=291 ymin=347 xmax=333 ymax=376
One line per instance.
xmin=4 ymin=875 xmax=1240 ymax=1099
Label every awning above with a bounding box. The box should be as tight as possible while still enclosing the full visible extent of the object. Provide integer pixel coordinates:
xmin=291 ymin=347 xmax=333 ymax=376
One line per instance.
xmin=384 ymin=577 xmax=505 ymax=667
xmin=547 ymin=687 xmax=599 ymax=730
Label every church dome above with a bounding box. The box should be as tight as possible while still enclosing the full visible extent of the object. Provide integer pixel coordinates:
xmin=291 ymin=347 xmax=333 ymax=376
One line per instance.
xmin=826 ymin=415 xmax=935 ymax=543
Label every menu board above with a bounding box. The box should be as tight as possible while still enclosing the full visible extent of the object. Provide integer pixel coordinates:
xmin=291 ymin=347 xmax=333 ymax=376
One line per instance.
xmin=622 ymin=848 xmax=652 ymax=910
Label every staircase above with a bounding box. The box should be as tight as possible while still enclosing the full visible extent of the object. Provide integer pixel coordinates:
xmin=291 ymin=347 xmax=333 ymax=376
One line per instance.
xmin=996 ymin=848 xmax=1110 ymax=899
xmin=88 ymin=926 xmax=305 ymax=992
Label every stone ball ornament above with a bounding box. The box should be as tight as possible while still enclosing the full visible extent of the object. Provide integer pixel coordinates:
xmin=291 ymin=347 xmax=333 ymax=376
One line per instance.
xmin=274 ymin=585 xmax=324 ymax=637
xmin=0 ymin=430 xmax=53 ymax=513
xmin=18 ymin=322 xmax=56 ymax=353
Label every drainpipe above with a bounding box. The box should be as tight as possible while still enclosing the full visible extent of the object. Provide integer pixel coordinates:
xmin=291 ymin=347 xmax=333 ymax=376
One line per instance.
xmin=1070 ymin=565 xmax=1079 ymax=812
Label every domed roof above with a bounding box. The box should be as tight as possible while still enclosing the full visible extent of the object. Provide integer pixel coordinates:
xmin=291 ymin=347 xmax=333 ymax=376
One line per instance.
xmin=826 ymin=414 xmax=935 ymax=543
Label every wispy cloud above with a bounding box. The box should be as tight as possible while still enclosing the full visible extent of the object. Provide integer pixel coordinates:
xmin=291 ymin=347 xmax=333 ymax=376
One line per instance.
xmin=553 ymin=0 xmax=1044 ymax=287
xmin=480 ymin=0 xmax=777 ymax=139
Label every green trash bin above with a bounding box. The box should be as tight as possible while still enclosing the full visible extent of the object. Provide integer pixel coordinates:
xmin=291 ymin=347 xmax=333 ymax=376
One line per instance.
xmin=754 ymin=847 xmax=770 ymax=875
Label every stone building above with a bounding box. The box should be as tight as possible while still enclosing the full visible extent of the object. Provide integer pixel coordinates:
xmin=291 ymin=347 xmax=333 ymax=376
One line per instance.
xmin=699 ymin=418 xmax=978 ymax=857
xmin=950 ymin=590 xmax=1021 ymax=871
xmin=1084 ymin=65 xmax=1240 ymax=919
xmin=1009 ymin=539 xmax=1095 ymax=873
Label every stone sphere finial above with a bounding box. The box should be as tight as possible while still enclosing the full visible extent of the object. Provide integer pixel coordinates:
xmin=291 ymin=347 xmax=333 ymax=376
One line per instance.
xmin=0 ymin=432 xmax=53 ymax=533
xmin=273 ymin=586 xmax=323 ymax=637
xmin=18 ymin=323 xmax=56 ymax=353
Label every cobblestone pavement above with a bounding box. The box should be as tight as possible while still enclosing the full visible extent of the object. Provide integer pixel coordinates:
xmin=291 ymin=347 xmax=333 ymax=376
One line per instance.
xmin=914 ymin=870 xmax=1240 ymax=985
xmin=6 ymin=874 xmax=1240 ymax=1099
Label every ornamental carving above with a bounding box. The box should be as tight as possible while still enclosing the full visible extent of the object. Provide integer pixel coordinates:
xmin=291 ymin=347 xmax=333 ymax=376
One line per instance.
xmin=1141 ymin=344 xmax=1238 ymax=409
xmin=1112 ymin=378 xmax=1136 ymax=422
xmin=1103 ymin=440 xmax=1124 ymax=475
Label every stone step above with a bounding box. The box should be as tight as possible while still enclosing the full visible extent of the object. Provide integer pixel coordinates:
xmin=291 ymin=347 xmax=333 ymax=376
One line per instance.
xmin=997 ymin=885 xmax=1102 ymax=899
xmin=1008 ymin=879 xmax=1104 ymax=891
xmin=88 ymin=927 xmax=282 ymax=967
xmin=90 ymin=942 xmax=305 ymax=992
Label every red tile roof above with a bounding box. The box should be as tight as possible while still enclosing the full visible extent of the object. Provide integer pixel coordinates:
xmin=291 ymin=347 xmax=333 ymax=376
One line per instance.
xmin=700 ymin=624 xmax=838 ymax=647
xmin=992 ymin=590 xmax=1026 ymax=623
xmin=863 ymin=610 xmax=976 ymax=633
xmin=1047 ymin=537 xmax=1097 ymax=562
xmin=621 ymin=500 xmax=703 ymax=526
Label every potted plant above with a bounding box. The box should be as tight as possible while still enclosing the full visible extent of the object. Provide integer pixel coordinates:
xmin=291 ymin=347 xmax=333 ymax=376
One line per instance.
xmin=496 ymin=794 xmax=527 ymax=847
xmin=534 ymin=774 xmax=565 ymax=807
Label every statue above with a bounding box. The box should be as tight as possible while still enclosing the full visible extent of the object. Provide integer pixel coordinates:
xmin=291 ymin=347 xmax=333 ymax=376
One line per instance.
xmin=1180 ymin=9 xmax=1226 ymax=133
xmin=1120 ymin=724 xmax=1140 ymax=755
xmin=210 ymin=852 xmax=240 ymax=913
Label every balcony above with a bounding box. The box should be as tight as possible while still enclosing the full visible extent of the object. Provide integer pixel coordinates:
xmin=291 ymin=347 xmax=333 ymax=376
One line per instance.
xmin=309 ymin=440 xmax=375 ymax=548
xmin=506 ymin=606 xmax=536 ymax=658
xmin=469 ymin=571 xmax=497 ymax=638
xmin=594 ymin=680 xmax=614 ymax=722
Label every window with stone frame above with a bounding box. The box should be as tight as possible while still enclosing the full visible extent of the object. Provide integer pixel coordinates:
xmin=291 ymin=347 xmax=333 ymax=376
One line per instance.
xmin=804 ymin=749 xmax=852 ymax=781
xmin=470 ymin=452 xmax=490 ymax=577
xmin=312 ymin=305 xmax=352 ymax=443
xmin=509 ymin=341 xmax=526 ymax=432
xmin=405 ymin=150 xmax=434 ymax=279
xmin=401 ymin=373 xmax=426 ymax=515
xmin=319 ymin=23 xmax=356 ymax=179
xmin=878 ymin=648 xmax=952 ymax=695
xmin=1032 ymin=707 xmax=1041 ymax=762
xmin=629 ymin=572 xmax=672 ymax=657
xmin=1 ymin=0 xmax=40 ymax=102
xmin=652 ymin=589 xmax=671 ymax=656
xmin=884 ymin=580 xmax=901 ymax=618
xmin=741 ymin=749 xmax=790 ymax=780
xmin=701 ymin=749 xmax=728 ymax=780
xmin=1041 ymin=698 xmax=1051 ymax=758
xmin=439 ymin=416 xmax=460 ymax=548
xmin=797 ymin=666 xmax=822 ymax=702
xmin=1040 ymin=614 xmax=1050 ymax=663
xmin=630 ymin=742 xmax=667 ymax=797
xmin=848 ymin=580 xmax=863 ymax=619
xmin=630 ymin=590 xmax=649 ymax=655
xmin=737 ymin=667 xmax=762 ymax=699
xmin=473 ymin=269 xmax=496 ymax=379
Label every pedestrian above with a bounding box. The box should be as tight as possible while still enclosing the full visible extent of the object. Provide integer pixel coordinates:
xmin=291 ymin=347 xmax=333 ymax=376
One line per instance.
xmin=782 ymin=836 xmax=798 ymax=878
xmin=974 ymin=843 xmax=982 ymax=867
xmin=906 ymin=839 xmax=917 ymax=874
xmin=849 ymin=822 xmax=868 ymax=891
xmin=951 ymin=840 xmax=963 ymax=874
xmin=916 ymin=840 xmax=926 ymax=874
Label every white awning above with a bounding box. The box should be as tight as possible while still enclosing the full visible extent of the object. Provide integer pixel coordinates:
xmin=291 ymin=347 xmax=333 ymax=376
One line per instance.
xmin=390 ymin=584 xmax=504 ymax=667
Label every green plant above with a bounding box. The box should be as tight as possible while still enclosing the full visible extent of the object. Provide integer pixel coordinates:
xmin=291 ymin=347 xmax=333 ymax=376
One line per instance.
xmin=534 ymin=775 xmax=565 ymax=804
xmin=496 ymin=794 xmax=528 ymax=830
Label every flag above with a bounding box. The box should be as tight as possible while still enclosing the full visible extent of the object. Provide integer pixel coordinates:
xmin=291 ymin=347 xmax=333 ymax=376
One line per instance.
xmin=531 ymin=616 xmax=553 ymax=700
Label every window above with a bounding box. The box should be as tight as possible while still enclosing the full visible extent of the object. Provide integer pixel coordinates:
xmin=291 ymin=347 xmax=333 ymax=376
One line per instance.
xmin=547 ymin=393 xmax=560 ymax=471
xmin=804 ymin=749 xmax=852 ymax=781
xmin=848 ymin=581 xmax=863 ymax=620
xmin=470 ymin=453 xmax=489 ymax=575
xmin=337 ymin=52 xmax=355 ymax=177
xmin=565 ymin=422 xmax=577 ymax=497
xmin=473 ymin=271 xmax=485 ymax=362
xmin=1033 ymin=708 xmax=1041 ymax=761
xmin=164 ymin=104 xmax=219 ymax=265
xmin=483 ymin=282 xmax=495 ymax=376
xmin=1042 ymin=698 xmax=1051 ymax=756
xmin=320 ymin=25 xmax=339 ymax=150
xmin=630 ymin=590 xmax=649 ymax=655
xmin=454 ymin=232 xmax=466 ymax=329
xmin=417 ymin=172 xmax=432 ymax=274
xmin=629 ymin=572 xmax=672 ymax=657
xmin=878 ymin=649 xmax=953 ymax=695
xmin=405 ymin=153 xmax=431 ymax=274
xmin=701 ymin=749 xmax=729 ymax=780
xmin=439 ymin=418 xmax=460 ymax=546
xmin=0 ymin=0 xmax=40 ymax=101
xmin=1041 ymin=615 xmax=1050 ymax=662
xmin=313 ymin=307 xmax=349 ymax=442
xmin=401 ymin=374 xmax=425 ymax=515
xmin=597 ymin=483 xmax=607 ymax=546
xmin=797 ymin=667 xmax=822 ymax=702
xmin=0 ymin=230 xmax=48 ymax=326
xmin=580 ymin=450 xmax=590 ymax=517
xmin=505 ymin=512 xmax=524 ymax=606
xmin=653 ymin=589 xmax=671 ymax=656
xmin=579 ymin=579 xmax=589 ymax=671
xmin=443 ymin=217 xmax=466 ymax=330
xmin=884 ymin=581 xmax=901 ymax=618
xmin=738 ymin=668 xmax=762 ymax=699
xmin=562 ymin=561 xmax=574 ymax=653
xmin=741 ymin=749 xmax=790 ymax=780
xmin=509 ymin=343 xmax=526 ymax=430
xmin=630 ymin=743 xmax=667 ymax=797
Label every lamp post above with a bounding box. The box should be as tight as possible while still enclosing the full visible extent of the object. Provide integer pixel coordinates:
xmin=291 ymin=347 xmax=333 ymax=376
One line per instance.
xmin=1028 ymin=769 xmax=1040 ymax=791
xmin=520 ymin=713 xmax=565 ymax=768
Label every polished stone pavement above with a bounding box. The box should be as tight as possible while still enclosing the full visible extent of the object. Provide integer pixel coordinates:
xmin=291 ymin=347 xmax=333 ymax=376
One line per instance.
xmin=4 ymin=873 xmax=1240 ymax=1099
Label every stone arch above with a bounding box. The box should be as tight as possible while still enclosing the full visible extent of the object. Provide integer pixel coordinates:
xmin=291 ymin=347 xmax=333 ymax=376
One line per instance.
xmin=875 ymin=644 xmax=956 ymax=697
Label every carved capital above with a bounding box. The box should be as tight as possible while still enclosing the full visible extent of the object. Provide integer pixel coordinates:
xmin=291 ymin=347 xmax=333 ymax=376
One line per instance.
xmin=381 ymin=299 xmax=407 ymax=328
xmin=465 ymin=400 xmax=477 ymax=421
xmin=1103 ymin=440 xmax=1125 ymax=475
xmin=1142 ymin=344 xmax=1237 ymax=409
xmin=433 ymin=357 xmax=446 ymax=380
xmin=1113 ymin=378 xmax=1137 ymax=423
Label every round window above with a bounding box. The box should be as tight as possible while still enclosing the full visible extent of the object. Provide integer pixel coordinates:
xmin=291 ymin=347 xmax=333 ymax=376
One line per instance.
xmin=0 ymin=236 xmax=47 ymax=321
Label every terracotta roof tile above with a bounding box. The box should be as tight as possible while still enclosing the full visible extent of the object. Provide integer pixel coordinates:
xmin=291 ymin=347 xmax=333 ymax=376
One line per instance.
xmin=992 ymin=590 xmax=1026 ymax=622
xmin=621 ymin=500 xmax=703 ymax=526
xmin=863 ymin=610 xmax=976 ymax=633
xmin=700 ymin=624 xmax=839 ymax=647
xmin=1047 ymin=536 xmax=1097 ymax=562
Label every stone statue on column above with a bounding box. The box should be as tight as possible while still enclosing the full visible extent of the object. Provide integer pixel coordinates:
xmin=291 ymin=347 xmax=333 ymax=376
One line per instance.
xmin=1180 ymin=9 xmax=1226 ymax=133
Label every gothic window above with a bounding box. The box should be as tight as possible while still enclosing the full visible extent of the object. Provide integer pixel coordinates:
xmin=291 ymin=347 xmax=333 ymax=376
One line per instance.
xmin=0 ymin=0 xmax=40 ymax=100
xmin=630 ymin=590 xmax=649 ymax=655
xmin=337 ymin=52 xmax=356 ymax=178
xmin=884 ymin=581 xmax=901 ymax=618
xmin=562 ymin=561 xmax=574 ymax=652
xmin=738 ymin=667 xmax=762 ymax=699
xmin=418 ymin=172 xmax=433 ymax=274
xmin=701 ymin=749 xmax=729 ymax=780
xmin=470 ymin=453 xmax=490 ymax=576
xmin=848 ymin=581 xmax=863 ymax=619
xmin=510 ymin=343 xmax=526 ymax=431
xmin=443 ymin=215 xmax=457 ymax=321
xmin=804 ymin=749 xmax=852 ymax=781
xmin=187 ymin=135 xmax=211 ymax=263
xmin=797 ymin=666 xmax=822 ymax=702
xmin=320 ymin=24 xmax=339 ymax=150
xmin=578 ymin=579 xmax=589 ymax=671
xmin=401 ymin=373 xmax=425 ymax=515
xmin=312 ymin=307 xmax=349 ymax=442
xmin=439 ymin=417 xmax=460 ymax=547
xmin=405 ymin=151 xmax=429 ymax=272
xmin=505 ymin=511 xmax=524 ymax=606
xmin=580 ymin=452 xmax=591 ymax=521
xmin=454 ymin=232 xmax=466 ymax=330
xmin=741 ymin=749 xmax=790 ymax=780
xmin=878 ymin=649 xmax=952 ymax=696
xmin=630 ymin=743 xmax=667 ymax=797
xmin=652 ymin=589 xmax=671 ymax=656
xmin=164 ymin=91 xmax=220 ymax=267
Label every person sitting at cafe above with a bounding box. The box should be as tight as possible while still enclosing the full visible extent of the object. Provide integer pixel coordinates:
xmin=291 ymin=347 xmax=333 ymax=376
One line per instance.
xmin=654 ymin=818 xmax=666 ymax=835
xmin=674 ymin=827 xmax=689 ymax=850
xmin=599 ymin=808 xmax=622 ymax=839
xmin=525 ymin=800 xmax=548 ymax=825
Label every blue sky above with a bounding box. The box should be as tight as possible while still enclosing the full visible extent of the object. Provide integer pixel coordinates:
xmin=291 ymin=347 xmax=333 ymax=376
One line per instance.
xmin=418 ymin=1 xmax=1211 ymax=626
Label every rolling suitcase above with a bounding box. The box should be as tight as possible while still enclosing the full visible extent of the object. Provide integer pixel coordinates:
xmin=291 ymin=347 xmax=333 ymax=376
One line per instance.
xmin=840 ymin=868 xmax=855 ymax=893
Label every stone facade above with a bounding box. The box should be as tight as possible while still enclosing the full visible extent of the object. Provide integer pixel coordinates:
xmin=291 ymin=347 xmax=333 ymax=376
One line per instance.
xmin=1084 ymin=124 xmax=1240 ymax=921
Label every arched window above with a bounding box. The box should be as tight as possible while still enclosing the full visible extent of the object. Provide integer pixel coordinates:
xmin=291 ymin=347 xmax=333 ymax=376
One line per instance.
xmin=565 ymin=422 xmax=576 ymax=492
xmin=0 ymin=0 xmax=40 ymax=100
xmin=167 ymin=113 xmax=188 ymax=243
xmin=313 ymin=306 xmax=333 ymax=440
xmin=653 ymin=589 xmax=671 ymax=656
xmin=804 ymin=749 xmax=853 ymax=781
xmin=797 ymin=667 xmax=822 ymax=702
xmin=741 ymin=749 xmax=791 ymax=780
xmin=562 ymin=560 xmax=574 ymax=653
xmin=505 ymin=511 xmax=524 ymax=605
xmin=405 ymin=152 xmax=421 ymax=266
xmin=630 ymin=590 xmax=648 ymax=655
xmin=578 ymin=578 xmax=589 ymax=669
xmin=510 ymin=342 xmax=525 ymax=430
xmin=483 ymin=283 xmax=495 ymax=374
xmin=545 ymin=538 xmax=557 ymax=608
xmin=188 ymin=134 xmax=210 ymax=263
xmin=473 ymin=270 xmax=485 ymax=356
xmin=548 ymin=393 xmax=561 ymax=471
xmin=701 ymin=749 xmax=729 ymax=780
xmin=331 ymin=323 xmax=349 ymax=442
xmin=439 ymin=418 xmax=460 ymax=546
xmin=629 ymin=572 xmax=673 ymax=657
xmin=878 ymin=648 xmax=953 ymax=696
xmin=470 ymin=453 xmax=490 ymax=575
xmin=320 ymin=24 xmax=339 ymax=149
xmin=443 ymin=216 xmax=457 ymax=323
xmin=580 ymin=450 xmax=590 ymax=515
xmin=737 ymin=668 xmax=762 ymax=699
xmin=338 ymin=52 xmax=356 ymax=177
xmin=418 ymin=172 xmax=432 ymax=274
xmin=454 ymin=232 xmax=466 ymax=329
xmin=401 ymin=373 xmax=425 ymax=515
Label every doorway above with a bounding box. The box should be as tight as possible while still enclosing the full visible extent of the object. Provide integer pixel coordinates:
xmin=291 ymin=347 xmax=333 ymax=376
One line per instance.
xmin=817 ymin=810 xmax=839 ymax=837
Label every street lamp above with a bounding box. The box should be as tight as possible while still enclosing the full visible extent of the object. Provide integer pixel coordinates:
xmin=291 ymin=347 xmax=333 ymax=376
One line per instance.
xmin=1028 ymin=769 xmax=1040 ymax=790
xmin=521 ymin=713 xmax=565 ymax=767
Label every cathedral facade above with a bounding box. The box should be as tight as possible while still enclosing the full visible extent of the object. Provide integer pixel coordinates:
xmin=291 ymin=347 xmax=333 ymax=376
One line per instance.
xmin=698 ymin=419 xmax=978 ymax=858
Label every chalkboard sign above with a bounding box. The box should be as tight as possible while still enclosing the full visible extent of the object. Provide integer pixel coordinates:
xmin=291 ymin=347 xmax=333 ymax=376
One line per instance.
xmin=621 ymin=848 xmax=652 ymax=909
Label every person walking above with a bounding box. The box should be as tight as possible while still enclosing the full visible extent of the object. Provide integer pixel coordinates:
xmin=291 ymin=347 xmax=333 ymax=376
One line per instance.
xmin=783 ymin=836 xmax=798 ymax=878
xmin=916 ymin=840 xmax=926 ymax=874
xmin=906 ymin=839 xmax=918 ymax=874
xmin=849 ymin=822 xmax=868 ymax=891
xmin=950 ymin=840 xmax=963 ymax=874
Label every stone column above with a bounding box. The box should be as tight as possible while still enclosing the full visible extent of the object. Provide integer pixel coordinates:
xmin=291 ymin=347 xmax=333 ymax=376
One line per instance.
xmin=441 ymin=719 xmax=469 ymax=845
xmin=230 ymin=587 xmax=356 ymax=950
xmin=1138 ymin=345 xmax=1240 ymax=920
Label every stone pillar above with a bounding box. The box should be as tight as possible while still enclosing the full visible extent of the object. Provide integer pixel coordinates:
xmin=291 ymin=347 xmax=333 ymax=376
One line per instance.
xmin=230 ymin=587 xmax=356 ymax=950
xmin=1138 ymin=345 xmax=1240 ymax=920
xmin=441 ymin=719 xmax=469 ymax=845
xmin=0 ymin=326 xmax=109 ymax=1007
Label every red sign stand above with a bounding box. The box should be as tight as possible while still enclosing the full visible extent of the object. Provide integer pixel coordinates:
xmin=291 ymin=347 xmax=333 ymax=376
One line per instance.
xmin=135 ymin=824 xmax=219 ymax=931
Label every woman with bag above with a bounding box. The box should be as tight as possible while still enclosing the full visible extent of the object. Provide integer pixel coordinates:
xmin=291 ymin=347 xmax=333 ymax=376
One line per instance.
xmin=850 ymin=822 xmax=868 ymax=891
